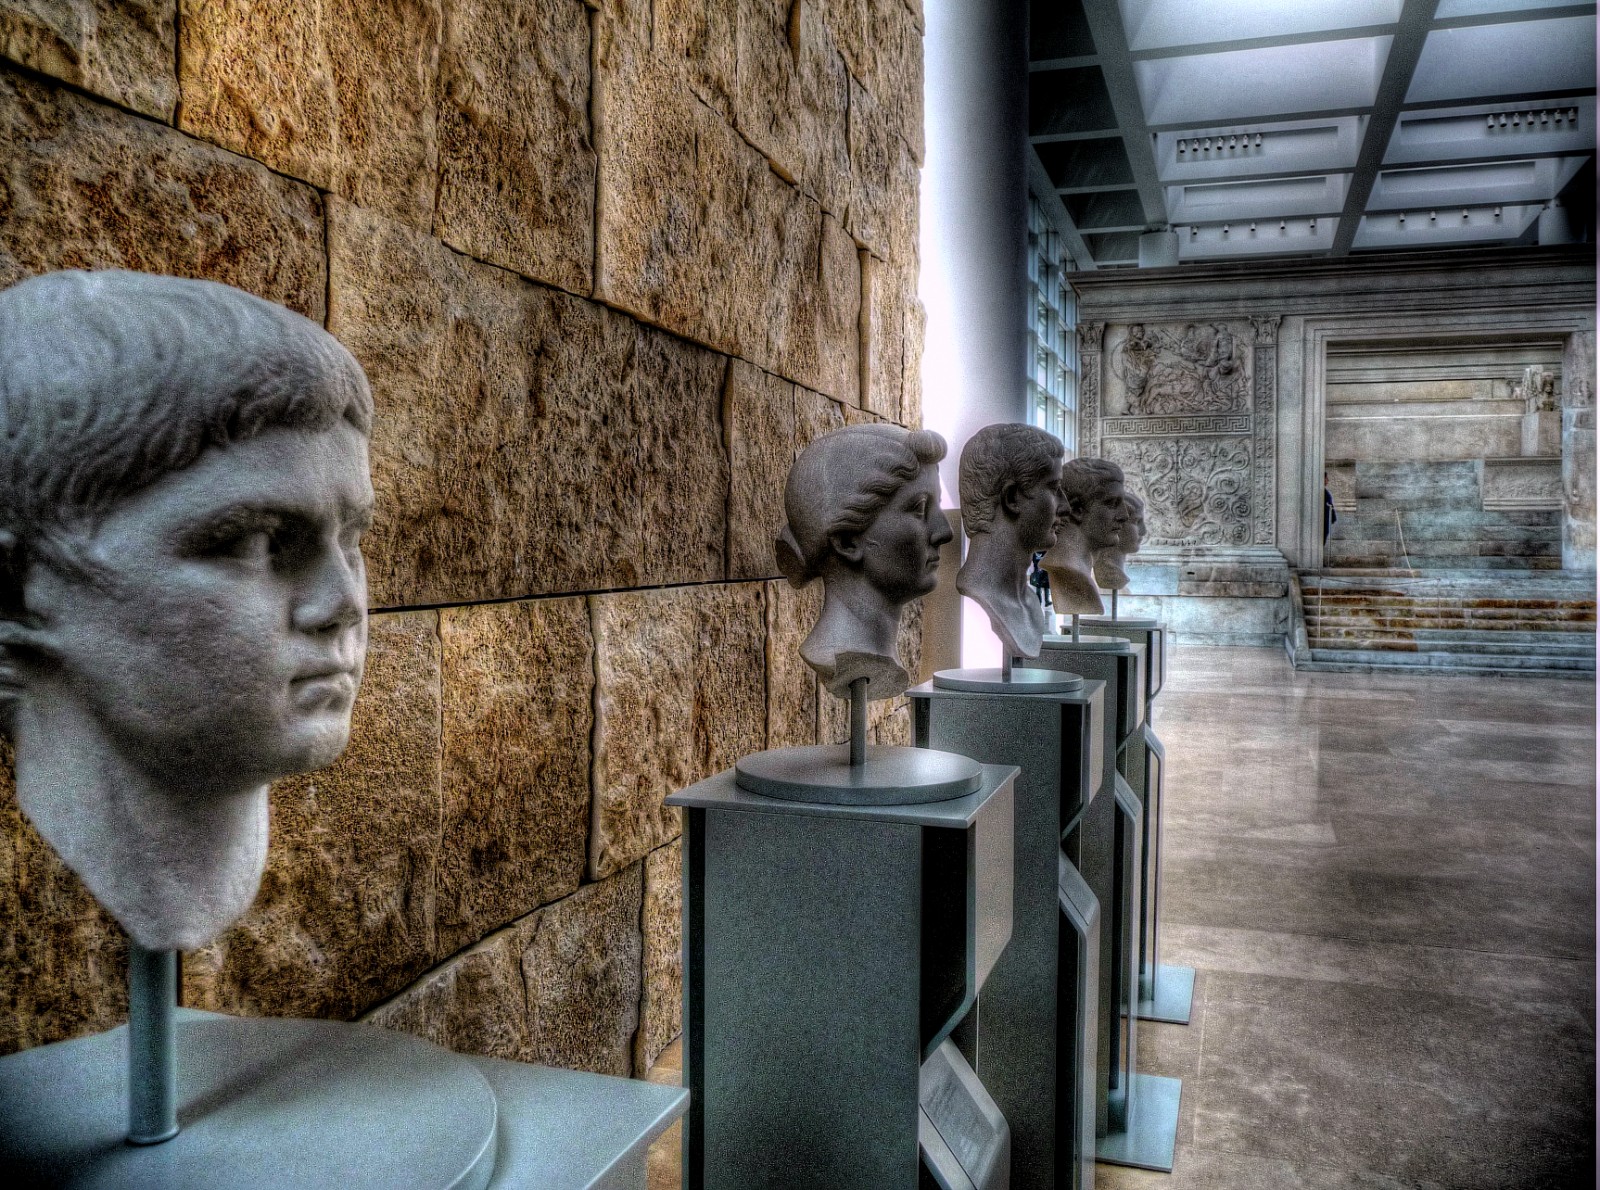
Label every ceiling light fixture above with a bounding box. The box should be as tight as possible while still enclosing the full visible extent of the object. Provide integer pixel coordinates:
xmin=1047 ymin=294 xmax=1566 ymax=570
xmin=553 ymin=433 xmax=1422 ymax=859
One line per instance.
xmin=1462 ymin=209 xmax=1469 ymax=220
xmin=1254 ymin=134 xmax=1262 ymax=147
xmin=1494 ymin=206 xmax=1502 ymax=217
xmin=1429 ymin=210 xmax=1437 ymax=222
xmin=1279 ymin=220 xmax=1286 ymax=232
xmin=1398 ymin=212 xmax=1406 ymax=225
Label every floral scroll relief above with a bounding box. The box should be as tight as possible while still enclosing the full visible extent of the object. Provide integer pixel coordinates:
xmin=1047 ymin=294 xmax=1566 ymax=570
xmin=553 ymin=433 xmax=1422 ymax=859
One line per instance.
xmin=1107 ymin=322 xmax=1251 ymax=416
xmin=1104 ymin=437 xmax=1253 ymax=547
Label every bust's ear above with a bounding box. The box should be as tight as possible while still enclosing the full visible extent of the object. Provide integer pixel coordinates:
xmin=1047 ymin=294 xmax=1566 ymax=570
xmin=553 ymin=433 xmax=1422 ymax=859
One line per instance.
xmin=0 ymin=530 xmax=52 ymax=667
xmin=828 ymin=528 xmax=865 ymax=566
xmin=1000 ymin=481 xmax=1025 ymax=518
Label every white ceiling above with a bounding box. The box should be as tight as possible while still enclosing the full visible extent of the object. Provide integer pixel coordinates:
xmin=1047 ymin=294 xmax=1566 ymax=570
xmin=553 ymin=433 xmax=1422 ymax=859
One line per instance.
xmin=1031 ymin=0 xmax=1597 ymax=266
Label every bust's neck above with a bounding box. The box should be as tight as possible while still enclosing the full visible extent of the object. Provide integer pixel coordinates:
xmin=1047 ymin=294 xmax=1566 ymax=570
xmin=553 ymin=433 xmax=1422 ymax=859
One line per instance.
xmin=958 ymin=527 xmax=1046 ymax=657
xmin=1042 ymin=524 xmax=1104 ymax=616
xmin=802 ymin=572 xmax=903 ymax=677
xmin=11 ymin=697 xmax=268 ymax=951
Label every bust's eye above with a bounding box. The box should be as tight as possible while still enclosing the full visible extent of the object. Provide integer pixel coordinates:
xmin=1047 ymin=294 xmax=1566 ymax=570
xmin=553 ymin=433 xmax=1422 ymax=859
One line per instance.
xmin=214 ymin=529 xmax=273 ymax=562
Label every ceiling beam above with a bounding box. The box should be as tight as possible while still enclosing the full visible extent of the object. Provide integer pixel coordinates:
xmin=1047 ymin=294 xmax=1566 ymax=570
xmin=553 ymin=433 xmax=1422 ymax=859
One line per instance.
xmin=1330 ymin=0 xmax=1441 ymax=255
xmin=1077 ymin=0 xmax=1167 ymax=228
xmin=1028 ymin=148 xmax=1098 ymax=271
xmin=1128 ymin=25 xmax=1397 ymax=62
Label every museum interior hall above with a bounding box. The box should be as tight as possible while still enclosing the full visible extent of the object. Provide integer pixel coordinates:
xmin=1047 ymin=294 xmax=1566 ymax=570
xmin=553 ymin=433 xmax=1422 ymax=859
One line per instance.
xmin=0 ymin=2 xmax=1593 ymax=1190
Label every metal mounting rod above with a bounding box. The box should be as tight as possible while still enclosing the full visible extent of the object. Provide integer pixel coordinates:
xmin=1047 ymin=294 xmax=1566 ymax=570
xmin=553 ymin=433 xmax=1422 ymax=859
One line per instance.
xmin=1071 ymin=614 xmax=1081 ymax=643
xmin=127 ymin=943 xmax=178 ymax=1145
xmin=848 ymin=676 xmax=868 ymax=767
xmin=1112 ymin=589 xmax=1119 ymax=621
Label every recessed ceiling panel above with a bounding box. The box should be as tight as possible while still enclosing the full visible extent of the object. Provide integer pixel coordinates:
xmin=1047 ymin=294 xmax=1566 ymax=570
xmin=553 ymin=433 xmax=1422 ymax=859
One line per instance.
xmin=1157 ymin=117 xmax=1365 ymax=182
xmin=1177 ymin=217 xmax=1337 ymax=258
xmin=1119 ymin=0 xmax=1403 ymax=52
xmin=1385 ymin=98 xmax=1594 ymax=164
xmin=1037 ymin=137 xmax=1136 ymax=189
xmin=1030 ymin=67 xmax=1118 ymax=137
xmin=1135 ymin=36 xmax=1391 ymax=127
xmin=1169 ymin=173 xmax=1351 ymax=222
xmin=1435 ymin=0 xmax=1583 ymax=17
xmin=1407 ymin=17 xmax=1598 ymax=103
xmin=1368 ymin=156 xmax=1589 ymax=207
xmin=1352 ymin=204 xmax=1541 ymax=248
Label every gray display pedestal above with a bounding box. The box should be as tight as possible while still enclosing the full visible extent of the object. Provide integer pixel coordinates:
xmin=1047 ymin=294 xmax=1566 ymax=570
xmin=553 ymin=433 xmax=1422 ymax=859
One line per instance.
xmin=1021 ymin=638 xmax=1180 ymax=1174
xmin=908 ymin=677 xmax=1103 ymax=1190
xmin=668 ymin=764 xmax=1017 ymax=1190
xmin=1076 ymin=618 xmax=1193 ymax=1026
xmin=0 ymin=1009 xmax=686 ymax=1189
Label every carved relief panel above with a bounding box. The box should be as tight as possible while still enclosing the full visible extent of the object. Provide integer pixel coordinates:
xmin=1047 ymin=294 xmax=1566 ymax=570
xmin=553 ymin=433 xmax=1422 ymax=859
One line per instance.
xmin=1082 ymin=315 xmax=1279 ymax=548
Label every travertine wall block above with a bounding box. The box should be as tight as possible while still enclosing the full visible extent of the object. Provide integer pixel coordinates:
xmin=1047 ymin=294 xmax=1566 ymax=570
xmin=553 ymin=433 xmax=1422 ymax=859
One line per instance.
xmin=185 ymin=613 xmax=443 ymax=1021
xmin=437 ymin=598 xmax=593 ymax=956
xmin=846 ymin=76 xmax=919 ymax=263
xmin=594 ymin=10 xmax=860 ymax=403
xmin=635 ymin=840 xmax=682 ymax=1072
xmin=177 ymin=0 xmax=441 ymax=226
xmin=823 ymin=0 xmax=923 ymax=162
xmin=590 ymin=584 xmax=766 ymax=879
xmin=727 ymin=359 xmax=798 ymax=581
xmin=0 ymin=0 xmax=176 ymax=120
xmin=329 ymin=202 xmax=727 ymax=607
xmin=0 ymin=65 xmax=326 ymax=316
xmin=435 ymin=0 xmax=594 ymax=293
xmin=519 ymin=863 xmax=643 ymax=1076
xmin=764 ymin=579 xmax=823 ymax=749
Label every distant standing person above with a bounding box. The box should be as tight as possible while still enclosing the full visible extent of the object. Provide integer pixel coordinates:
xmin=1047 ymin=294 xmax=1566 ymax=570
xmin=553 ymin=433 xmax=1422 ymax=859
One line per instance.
xmin=1324 ymin=470 xmax=1337 ymax=544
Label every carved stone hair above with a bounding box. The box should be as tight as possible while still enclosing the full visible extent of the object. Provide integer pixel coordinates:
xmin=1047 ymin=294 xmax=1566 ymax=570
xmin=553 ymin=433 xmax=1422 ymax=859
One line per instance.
xmin=0 ymin=270 xmax=372 ymax=574
xmin=958 ymin=423 xmax=1064 ymax=534
xmin=775 ymin=424 xmax=948 ymax=587
xmin=1059 ymin=457 xmax=1125 ymax=518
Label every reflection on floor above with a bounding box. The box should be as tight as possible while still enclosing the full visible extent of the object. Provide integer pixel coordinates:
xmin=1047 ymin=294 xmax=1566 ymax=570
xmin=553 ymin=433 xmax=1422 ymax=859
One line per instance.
xmin=640 ymin=645 xmax=1596 ymax=1189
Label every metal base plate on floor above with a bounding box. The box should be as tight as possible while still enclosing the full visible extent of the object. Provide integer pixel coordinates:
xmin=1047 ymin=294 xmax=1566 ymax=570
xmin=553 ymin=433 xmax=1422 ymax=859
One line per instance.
xmin=932 ymin=667 xmax=1086 ymax=694
xmin=1137 ymin=964 xmax=1195 ymax=1025
xmin=0 ymin=1013 xmax=499 ymax=1190
xmin=1095 ymin=1072 xmax=1182 ymax=1173
xmin=734 ymin=744 xmax=984 ymax=805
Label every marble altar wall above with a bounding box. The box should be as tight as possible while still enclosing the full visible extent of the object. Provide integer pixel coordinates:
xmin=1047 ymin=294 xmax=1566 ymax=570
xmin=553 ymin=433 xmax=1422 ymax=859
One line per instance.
xmin=0 ymin=0 xmax=928 ymax=1069
xmin=1069 ymin=250 xmax=1596 ymax=640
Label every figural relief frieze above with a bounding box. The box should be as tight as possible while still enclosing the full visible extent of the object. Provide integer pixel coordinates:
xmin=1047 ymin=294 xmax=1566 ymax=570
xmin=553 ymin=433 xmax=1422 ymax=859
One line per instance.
xmin=1106 ymin=322 xmax=1251 ymax=417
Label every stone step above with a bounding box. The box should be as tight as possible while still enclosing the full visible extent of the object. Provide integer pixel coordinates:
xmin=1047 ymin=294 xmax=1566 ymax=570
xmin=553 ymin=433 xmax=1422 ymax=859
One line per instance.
xmin=1292 ymin=656 xmax=1597 ymax=680
xmin=1306 ymin=646 xmax=1595 ymax=671
xmin=1304 ymin=598 xmax=1597 ymax=616
xmin=1305 ymin=624 xmax=1596 ymax=644
xmin=1306 ymin=617 xmax=1597 ymax=636
xmin=1306 ymin=636 xmax=1595 ymax=659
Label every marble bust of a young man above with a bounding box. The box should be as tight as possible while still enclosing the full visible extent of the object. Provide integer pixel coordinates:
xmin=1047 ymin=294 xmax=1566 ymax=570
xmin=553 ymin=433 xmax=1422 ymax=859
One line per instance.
xmin=0 ymin=270 xmax=375 ymax=951
xmin=955 ymin=423 xmax=1064 ymax=658
xmin=776 ymin=424 xmax=951 ymax=699
xmin=1093 ymin=491 xmax=1146 ymax=591
xmin=1042 ymin=458 xmax=1128 ymax=616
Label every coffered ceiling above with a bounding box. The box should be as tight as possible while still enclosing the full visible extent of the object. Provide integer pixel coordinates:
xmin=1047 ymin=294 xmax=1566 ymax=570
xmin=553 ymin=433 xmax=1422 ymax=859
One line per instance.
xmin=1031 ymin=0 xmax=1597 ymax=268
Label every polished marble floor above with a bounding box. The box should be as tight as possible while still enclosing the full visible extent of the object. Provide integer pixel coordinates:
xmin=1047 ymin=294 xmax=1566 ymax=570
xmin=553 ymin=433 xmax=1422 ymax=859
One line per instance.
xmin=643 ymin=645 xmax=1596 ymax=1189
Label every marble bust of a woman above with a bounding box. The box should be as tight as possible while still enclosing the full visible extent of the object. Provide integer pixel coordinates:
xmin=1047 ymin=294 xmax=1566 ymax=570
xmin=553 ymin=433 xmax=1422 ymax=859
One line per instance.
xmin=776 ymin=424 xmax=952 ymax=700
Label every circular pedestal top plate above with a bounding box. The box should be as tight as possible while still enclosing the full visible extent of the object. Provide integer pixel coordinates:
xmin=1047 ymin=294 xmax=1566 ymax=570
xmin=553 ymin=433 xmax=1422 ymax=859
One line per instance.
xmin=1078 ymin=616 xmax=1160 ymax=630
xmin=1044 ymin=635 xmax=1134 ymax=652
xmin=735 ymin=744 xmax=983 ymax=805
xmin=0 ymin=1014 xmax=498 ymax=1190
xmin=931 ymin=667 xmax=1086 ymax=694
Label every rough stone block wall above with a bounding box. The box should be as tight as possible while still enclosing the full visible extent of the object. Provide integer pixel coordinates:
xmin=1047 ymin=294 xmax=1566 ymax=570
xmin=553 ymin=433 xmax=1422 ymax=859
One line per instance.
xmin=0 ymin=0 xmax=926 ymax=1074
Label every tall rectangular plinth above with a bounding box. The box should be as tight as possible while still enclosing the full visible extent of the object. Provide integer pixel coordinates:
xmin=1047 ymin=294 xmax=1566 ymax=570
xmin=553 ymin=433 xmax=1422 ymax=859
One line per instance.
xmin=668 ymin=765 xmax=1017 ymax=1190
xmin=1020 ymin=639 xmax=1179 ymax=1173
xmin=909 ymin=681 xmax=1103 ymax=1190
xmin=1074 ymin=620 xmax=1192 ymax=1025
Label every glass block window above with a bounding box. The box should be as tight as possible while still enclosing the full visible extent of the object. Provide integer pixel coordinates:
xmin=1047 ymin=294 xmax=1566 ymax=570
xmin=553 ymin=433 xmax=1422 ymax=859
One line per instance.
xmin=1026 ymin=195 xmax=1078 ymax=454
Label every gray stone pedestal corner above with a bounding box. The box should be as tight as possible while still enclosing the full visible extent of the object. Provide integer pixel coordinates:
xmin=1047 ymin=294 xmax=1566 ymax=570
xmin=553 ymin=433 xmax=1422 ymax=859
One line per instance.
xmin=669 ymin=765 xmax=1018 ymax=1190
xmin=910 ymin=679 xmax=1104 ymax=1190
xmin=1018 ymin=639 xmax=1180 ymax=1173
xmin=1073 ymin=619 xmax=1191 ymax=1025
xmin=0 ymin=271 xmax=686 ymax=1188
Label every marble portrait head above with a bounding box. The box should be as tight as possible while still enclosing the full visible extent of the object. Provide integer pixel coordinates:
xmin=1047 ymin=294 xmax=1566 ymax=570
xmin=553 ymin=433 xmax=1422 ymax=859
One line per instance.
xmin=1042 ymin=457 xmax=1128 ymax=616
xmin=0 ymin=270 xmax=375 ymax=950
xmin=956 ymin=423 xmax=1064 ymax=658
xmin=1094 ymin=491 xmax=1147 ymax=591
xmin=776 ymin=424 xmax=951 ymax=698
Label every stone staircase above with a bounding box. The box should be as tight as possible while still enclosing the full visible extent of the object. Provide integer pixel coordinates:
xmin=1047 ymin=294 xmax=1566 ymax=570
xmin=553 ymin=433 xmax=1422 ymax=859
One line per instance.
xmin=1292 ymin=570 xmax=1596 ymax=679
